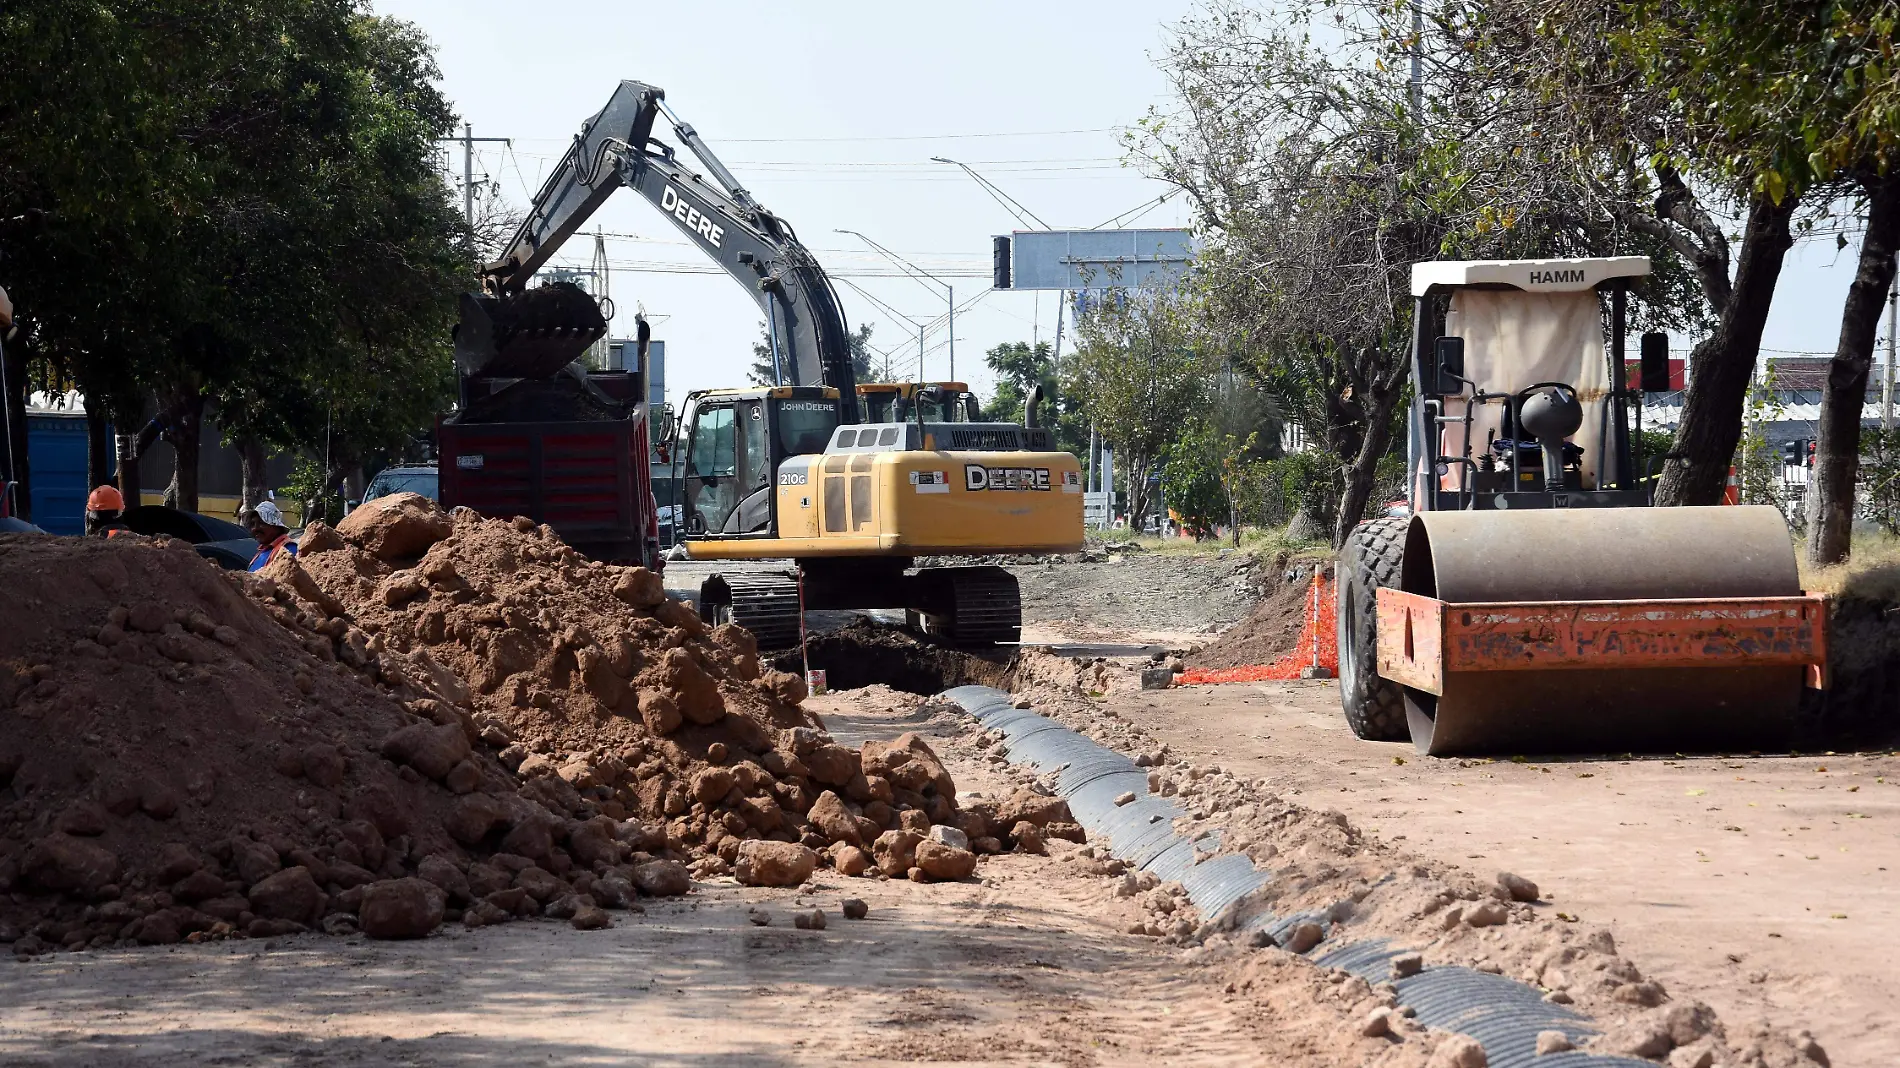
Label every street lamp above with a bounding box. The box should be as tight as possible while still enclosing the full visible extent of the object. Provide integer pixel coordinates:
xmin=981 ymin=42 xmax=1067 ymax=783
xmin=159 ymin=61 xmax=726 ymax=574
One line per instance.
xmin=929 ymin=156 xmax=1050 ymax=231
xmin=836 ymin=229 xmax=958 ymax=382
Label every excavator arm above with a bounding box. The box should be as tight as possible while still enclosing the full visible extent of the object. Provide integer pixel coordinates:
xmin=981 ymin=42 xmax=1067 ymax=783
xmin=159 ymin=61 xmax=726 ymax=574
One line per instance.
xmin=475 ymin=80 xmax=859 ymax=416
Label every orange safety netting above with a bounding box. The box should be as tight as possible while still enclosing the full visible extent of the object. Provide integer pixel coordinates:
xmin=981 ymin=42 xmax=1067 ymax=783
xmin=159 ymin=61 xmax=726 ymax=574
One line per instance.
xmin=1177 ymin=570 xmax=1338 ymax=685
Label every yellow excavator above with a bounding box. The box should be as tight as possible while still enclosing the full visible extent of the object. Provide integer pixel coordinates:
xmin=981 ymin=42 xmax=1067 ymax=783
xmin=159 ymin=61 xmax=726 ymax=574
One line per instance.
xmin=451 ymin=80 xmax=1082 ymax=647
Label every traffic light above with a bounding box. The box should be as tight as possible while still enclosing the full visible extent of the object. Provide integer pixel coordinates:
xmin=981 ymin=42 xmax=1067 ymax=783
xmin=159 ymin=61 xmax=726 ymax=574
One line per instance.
xmin=1780 ymin=439 xmax=1801 ymax=466
xmin=1807 ymin=440 xmax=1817 ymax=468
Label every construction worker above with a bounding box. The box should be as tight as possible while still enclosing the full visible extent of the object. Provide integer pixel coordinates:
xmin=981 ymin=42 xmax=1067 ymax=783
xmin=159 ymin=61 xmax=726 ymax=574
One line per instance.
xmin=243 ymin=499 xmax=298 ymax=571
xmin=85 ymin=485 xmax=133 ymax=536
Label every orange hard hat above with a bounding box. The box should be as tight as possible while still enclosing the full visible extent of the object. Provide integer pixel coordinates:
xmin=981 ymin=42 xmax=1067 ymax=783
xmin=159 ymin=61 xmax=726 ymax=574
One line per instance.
xmin=87 ymin=485 xmax=125 ymax=512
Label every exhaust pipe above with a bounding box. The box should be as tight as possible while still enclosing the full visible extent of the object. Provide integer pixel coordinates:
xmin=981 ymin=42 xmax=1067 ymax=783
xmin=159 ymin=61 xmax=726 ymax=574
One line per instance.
xmin=1024 ymin=383 xmax=1043 ymax=429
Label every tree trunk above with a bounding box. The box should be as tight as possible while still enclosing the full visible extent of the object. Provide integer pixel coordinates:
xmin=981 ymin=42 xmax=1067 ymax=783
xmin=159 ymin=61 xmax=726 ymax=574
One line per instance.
xmin=83 ymin=398 xmax=114 ymax=495
xmin=166 ymin=389 xmax=205 ymax=514
xmin=1 ymin=336 xmax=29 ymax=521
xmin=1654 ymin=193 xmax=1799 ymax=506
xmin=236 ymin=435 xmax=269 ymax=513
xmin=114 ymin=398 xmax=144 ymax=509
xmin=1805 ymin=177 xmax=1900 ymax=565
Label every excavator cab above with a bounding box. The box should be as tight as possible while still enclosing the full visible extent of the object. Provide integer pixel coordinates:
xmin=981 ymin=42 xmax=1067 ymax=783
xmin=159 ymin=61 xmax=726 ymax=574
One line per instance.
xmin=858 ymin=382 xmax=982 ymax=424
xmin=675 ymin=386 xmax=844 ymax=538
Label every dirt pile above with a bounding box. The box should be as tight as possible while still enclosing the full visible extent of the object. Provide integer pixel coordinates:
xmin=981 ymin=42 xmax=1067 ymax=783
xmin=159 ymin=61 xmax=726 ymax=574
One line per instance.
xmin=0 ymin=531 xmax=689 ymax=957
xmin=1186 ymin=560 xmax=1327 ymax=670
xmin=295 ymin=494 xmax=977 ymax=881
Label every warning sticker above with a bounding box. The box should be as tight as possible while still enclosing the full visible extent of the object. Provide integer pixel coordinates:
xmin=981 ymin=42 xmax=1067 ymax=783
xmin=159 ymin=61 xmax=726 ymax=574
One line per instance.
xmin=910 ymin=470 xmax=950 ymax=494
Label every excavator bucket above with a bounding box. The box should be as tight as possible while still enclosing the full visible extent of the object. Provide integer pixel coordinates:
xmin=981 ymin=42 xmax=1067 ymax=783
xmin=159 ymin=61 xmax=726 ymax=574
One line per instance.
xmin=453 ymin=283 xmax=607 ymax=381
xmin=1374 ymin=506 xmax=1825 ymax=756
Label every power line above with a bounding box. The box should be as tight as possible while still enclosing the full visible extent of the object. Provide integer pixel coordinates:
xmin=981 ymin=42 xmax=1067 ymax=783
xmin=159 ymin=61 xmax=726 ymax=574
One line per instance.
xmin=503 ymin=126 xmax=1123 ymax=146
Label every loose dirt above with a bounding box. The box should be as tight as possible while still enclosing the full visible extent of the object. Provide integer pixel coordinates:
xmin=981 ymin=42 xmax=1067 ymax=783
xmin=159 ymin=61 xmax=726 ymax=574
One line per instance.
xmin=1009 ymin=551 xmax=1266 ymax=645
xmin=1056 ymin=666 xmax=1896 ymax=1066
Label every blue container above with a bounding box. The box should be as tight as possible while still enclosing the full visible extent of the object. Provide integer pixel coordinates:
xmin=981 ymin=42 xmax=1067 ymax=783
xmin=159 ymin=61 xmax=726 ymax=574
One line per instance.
xmin=26 ymin=413 xmax=93 ymax=535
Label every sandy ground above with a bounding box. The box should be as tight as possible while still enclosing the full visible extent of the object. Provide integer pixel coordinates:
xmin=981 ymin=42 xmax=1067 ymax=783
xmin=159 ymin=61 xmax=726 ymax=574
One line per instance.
xmin=0 ymin=689 xmax=1349 ymax=1067
xmin=1106 ymin=677 xmax=1900 ymax=1066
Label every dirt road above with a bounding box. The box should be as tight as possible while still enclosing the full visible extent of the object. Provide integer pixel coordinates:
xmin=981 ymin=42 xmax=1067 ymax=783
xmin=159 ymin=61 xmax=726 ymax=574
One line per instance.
xmin=0 ymin=687 xmax=1380 ymax=1068
xmin=1101 ymin=677 xmax=1900 ymax=1065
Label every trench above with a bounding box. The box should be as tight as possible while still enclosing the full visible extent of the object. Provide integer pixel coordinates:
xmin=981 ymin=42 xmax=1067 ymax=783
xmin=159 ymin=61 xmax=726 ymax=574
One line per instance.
xmin=769 ymin=619 xmax=1018 ymax=695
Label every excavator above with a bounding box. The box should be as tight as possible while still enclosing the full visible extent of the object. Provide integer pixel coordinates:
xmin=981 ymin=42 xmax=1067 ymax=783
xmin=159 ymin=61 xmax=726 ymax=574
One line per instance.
xmin=454 ymin=80 xmax=1082 ymax=648
xmin=1335 ymin=256 xmax=1827 ymax=755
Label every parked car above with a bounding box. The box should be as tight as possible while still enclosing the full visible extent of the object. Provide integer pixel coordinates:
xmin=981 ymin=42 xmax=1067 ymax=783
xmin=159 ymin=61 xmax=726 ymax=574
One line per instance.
xmin=363 ymin=464 xmax=439 ymax=504
xmin=120 ymin=505 xmax=259 ymax=569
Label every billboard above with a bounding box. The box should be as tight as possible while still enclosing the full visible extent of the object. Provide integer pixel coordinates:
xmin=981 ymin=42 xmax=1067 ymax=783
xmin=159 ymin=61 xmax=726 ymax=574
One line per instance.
xmin=999 ymin=228 xmax=1194 ymax=292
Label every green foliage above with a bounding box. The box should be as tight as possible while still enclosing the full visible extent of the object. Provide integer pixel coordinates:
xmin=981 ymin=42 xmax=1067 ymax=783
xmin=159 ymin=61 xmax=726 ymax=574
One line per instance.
xmin=748 ymin=321 xmax=878 ymax=385
xmin=979 ymin=341 xmax=1086 ymax=457
xmin=284 ymin=456 xmax=344 ymax=527
xmin=1861 ymin=427 xmax=1900 ymax=535
xmin=0 ymin=1 xmax=469 ymax=492
xmin=1066 ymin=289 xmax=1213 ymax=524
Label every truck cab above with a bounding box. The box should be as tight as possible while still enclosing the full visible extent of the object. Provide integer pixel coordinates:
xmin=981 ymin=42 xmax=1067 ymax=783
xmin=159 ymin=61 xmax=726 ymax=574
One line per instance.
xmin=858 ymin=382 xmax=981 ymax=424
xmin=674 ymin=386 xmax=845 ymax=538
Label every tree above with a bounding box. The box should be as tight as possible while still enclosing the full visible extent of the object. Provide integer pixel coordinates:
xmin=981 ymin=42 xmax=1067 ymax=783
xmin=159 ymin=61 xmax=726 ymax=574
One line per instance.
xmin=1066 ymin=288 xmax=1210 ymax=527
xmin=0 ymin=2 xmax=466 ymax=516
xmin=747 ymin=321 xmax=876 ymax=386
xmin=1138 ymin=1 xmax=1722 ymax=543
xmin=979 ymin=341 xmax=1087 ymax=457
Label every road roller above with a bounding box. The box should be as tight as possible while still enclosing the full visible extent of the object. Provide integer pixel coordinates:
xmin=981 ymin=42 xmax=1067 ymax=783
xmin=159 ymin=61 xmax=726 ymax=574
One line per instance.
xmin=1336 ymin=257 xmax=1827 ymax=755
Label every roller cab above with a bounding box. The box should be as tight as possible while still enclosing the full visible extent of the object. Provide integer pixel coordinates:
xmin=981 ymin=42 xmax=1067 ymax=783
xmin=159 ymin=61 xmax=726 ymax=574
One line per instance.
xmin=1335 ymin=257 xmax=1828 ymax=755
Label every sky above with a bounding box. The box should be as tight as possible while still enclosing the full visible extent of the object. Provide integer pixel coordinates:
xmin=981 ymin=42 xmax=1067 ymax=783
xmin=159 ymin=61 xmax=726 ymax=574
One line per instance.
xmin=374 ymin=0 xmax=1884 ymax=410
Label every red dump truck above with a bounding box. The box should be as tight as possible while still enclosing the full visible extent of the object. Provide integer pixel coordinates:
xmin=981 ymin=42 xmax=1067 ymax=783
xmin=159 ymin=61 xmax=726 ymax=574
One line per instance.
xmin=438 ymin=296 xmax=664 ymax=569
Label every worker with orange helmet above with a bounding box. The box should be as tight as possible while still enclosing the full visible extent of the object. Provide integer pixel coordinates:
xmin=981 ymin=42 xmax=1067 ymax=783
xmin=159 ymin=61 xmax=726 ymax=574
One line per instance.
xmin=242 ymin=499 xmax=297 ymax=571
xmin=86 ymin=485 xmax=132 ymax=536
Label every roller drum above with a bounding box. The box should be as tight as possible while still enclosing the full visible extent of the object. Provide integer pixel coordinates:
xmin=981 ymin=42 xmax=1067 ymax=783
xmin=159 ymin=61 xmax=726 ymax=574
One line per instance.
xmin=1398 ymin=506 xmax=1804 ymax=755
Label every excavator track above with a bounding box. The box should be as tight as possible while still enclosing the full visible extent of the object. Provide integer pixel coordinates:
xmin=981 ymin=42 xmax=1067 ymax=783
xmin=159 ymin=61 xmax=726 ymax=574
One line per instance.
xmin=919 ymin=565 xmax=1022 ymax=647
xmin=698 ymin=571 xmax=803 ymax=650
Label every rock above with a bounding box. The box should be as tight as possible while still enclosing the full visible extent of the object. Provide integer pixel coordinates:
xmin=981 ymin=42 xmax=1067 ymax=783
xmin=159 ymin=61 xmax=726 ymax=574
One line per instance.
xmin=462 ymin=900 xmax=509 ymax=928
xmin=1427 ymin=1034 xmax=1488 ymax=1068
xmin=1298 ymin=665 xmax=1334 ymax=680
xmin=860 ymin=733 xmax=953 ymax=796
xmin=841 ymin=898 xmax=868 ymax=920
xmin=247 ymin=917 xmax=308 ymax=938
xmin=1598 ymin=1019 xmax=1672 ymax=1060
xmin=417 ymin=855 xmax=470 ymax=903
xmin=321 ymin=913 xmax=360 ymax=936
xmin=514 ymin=866 xmax=566 ymax=903
xmin=1463 ymin=901 xmax=1509 ymax=928
xmin=997 ymin=789 xmax=1071 ymax=828
xmin=444 ymin=760 xmax=482 ymax=795
xmin=382 ymin=570 xmax=426 ymax=607
xmin=691 ymin=767 xmax=735 ymax=807
xmin=631 ymin=859 xmax=691 ymax=897
xmin=172 ymin=869 xmax=228 ymax=903
xmin=297 ymin=520 xmax=345 ymax=554
xmin=1612 ymin=981 xmax=1668 ymax=1007
xmin=567 ymin=818 xmax=620 ymax=868
xmin=1114 ymin=791 xmax=1136 ymax=806
xmin=231 ymin=838 xmax=282 ymax=885
xmin=358 ymin=878 xmax=446 ymax=939
xmin=1497 ymin=871 xmax=1540 ymax=902
xmin=336 ymin=492 xmax=452 ymax=561
xmin=1284 ymin=922 xmax=1324 ymax=954
xmin=1669 ymin=1046 xmax=1714 ymax=1068
xmin=379 ymin=722 xmax=470 ymax=781
xmin=1010 ymin=821 xmax=1046 ymax=855
xmin=21 ymin=834 xmax=120 ymax=895
xmin=1362 ymin=1008 xmax=1393 ymax=1038
xmin=807 ymin=745 xmax=860 ymax=786
xmin=792 ymin=908 xmax=827 ymax=930
xmin=660 ymin=647 xmax=724 ymax=725
xmin=1391 ymin=952 xmax=1424 ymax=979
xmin=590 ymin=874 xmax=636 ymax=909
xmin=570 ymin=903 xmax=613 ymax=930
xmin=833 ymin=846 xmax=873 ymax=877
xmin=1543 ymin=990 xmax=1573 ymax=1005
xmin=872 ymin=830 xmax=923 ymax=877
xmin=747 ymin=907 xmax=772 ymax=926
xmin=1535 ymin=1031 xmax=1574 ymax=1055
xmin=734 ymin=841 xmax=817 ymax=887
xmin=611 ymin=566 xmax=665 ymax=607
xmin=303 ymin=745 xmax=346 ymax=788
xmin=247 ymin=866 xmax=327 ymax=926
xmin=926 ymin=824 xmax=970 ymax=851
xmin=57 ymin=801 xmax=109 ymax=837
xmin=914 ymin=840 xmax=978 ymax=881
xmin=1140 ymin=668 xmax=1174 ymax=690
xmin=807 ymin=790 xmax=861 ymax=846
xmin=1659 ymin=1003 xmax=1716 ymax=1047
xmin=152 ymin=843 xmax=203 ymax=883
xmin=1247 ymin=929 xmax=1277 ymax=949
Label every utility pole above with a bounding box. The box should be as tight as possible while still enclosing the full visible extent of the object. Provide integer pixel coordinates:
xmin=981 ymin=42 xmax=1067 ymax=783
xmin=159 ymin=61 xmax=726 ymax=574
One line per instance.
xmin=948 ymin=286 xmax=955 ymax=382
xmin=440 ymin=124 xmax=512 ymax=229
xmin=1886 ymin=252 xmax=1896 ymax=432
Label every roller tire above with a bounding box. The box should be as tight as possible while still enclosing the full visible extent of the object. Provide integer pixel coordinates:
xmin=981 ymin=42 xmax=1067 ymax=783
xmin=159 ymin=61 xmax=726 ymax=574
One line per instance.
xmin=1337 ymin=517 xmax=1408 ymax=741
